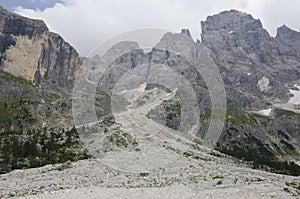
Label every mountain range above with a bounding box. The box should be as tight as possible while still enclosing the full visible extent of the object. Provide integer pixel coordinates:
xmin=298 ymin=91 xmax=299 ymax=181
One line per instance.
xmin=0 ymin=5 xmax=300 ymax=198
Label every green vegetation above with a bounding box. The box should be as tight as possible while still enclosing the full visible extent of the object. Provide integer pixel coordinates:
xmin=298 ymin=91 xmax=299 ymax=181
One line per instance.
xmin=164 ymin=101 xmax=181 ymax=120
xmin=216 ymin=180 xmax=223 ymax=185
xmin=106 ymin=132 xmax=138 ymax=148
xmin=203 ymin=108 xmax=226 ymax=120
xmin=0 ymin=100 xmax=37 ymax=130
xmin=182 ymin=151 xmax=212 ymax=161
xmin=277 ymin=130 xmax=290 ymax=140
xmin=0 ymin=126 xmax=89 ymax=174
xmin=95 ymin=89 xmax=114 ymax=117
xmin=210 ymin=150 xmax=225 ymax=158
xmin=286 ymin=181 xmax=299 ymax=188
xmin=284 ymin=181 xmax=300 ymax=194
xmin=250 ymin=112 xmax=271 ymax=121
xmin=283 ymin=187 xmax=291 ymax=193
xmin=41 ymin=91 xmax=61 ymax=103
xmin=274 ymin=108 xmax=299 ymax=118
xmin=226 ymin=109 xmax=259 ymax=126
xmin=280 ymin=139 xmax=299 ymax=157
xmin=212 ymin=175 xmax=224 ymax=179
xmin=147 ymin=100 xmax=181 ymax=130
xmin=217 ymin=145 xmax=300 ymax=176
xmin=204 ymin=107 xmax=265 ymax=127
xmin=153 ymin=99 xmax=300 ymax=177
xmin=214 ymin=105 xmax=300 ymax=176
xmin=148 ymin=100 xmax=181 ymax=120
xmin=187 ymin=175 xmax=199 ymax=183
xmin=0 ymin=71 xmax=32 ymax=85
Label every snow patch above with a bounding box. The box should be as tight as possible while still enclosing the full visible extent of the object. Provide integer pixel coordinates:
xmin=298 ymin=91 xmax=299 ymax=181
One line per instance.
xmin=257 ymin=77 xmax=270 ymax=92
xmin=288 ymin=84 xmax=300 ymax=105
xmin=137 ymin=83 xmax=147 ymax=93
xmin=258 ymin=108 xmax=272 ymax=116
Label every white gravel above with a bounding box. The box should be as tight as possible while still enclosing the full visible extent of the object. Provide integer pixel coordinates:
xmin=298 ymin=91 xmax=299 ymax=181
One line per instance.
xmin=1 ymin=87 xmax=299 ymax=198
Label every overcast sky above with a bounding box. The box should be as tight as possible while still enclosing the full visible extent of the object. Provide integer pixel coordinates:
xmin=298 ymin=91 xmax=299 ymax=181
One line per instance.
xmin=2 ymin=0 xmax=299 ymax=56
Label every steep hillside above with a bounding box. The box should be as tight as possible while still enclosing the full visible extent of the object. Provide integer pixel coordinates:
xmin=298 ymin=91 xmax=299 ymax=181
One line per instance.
xmin=201 ymin=10 xmax=300 ymax=109
xmin=0 ymin=6 xmax=90 ymax=174
xmin=85 ymin=11 xmax=300 ymax=175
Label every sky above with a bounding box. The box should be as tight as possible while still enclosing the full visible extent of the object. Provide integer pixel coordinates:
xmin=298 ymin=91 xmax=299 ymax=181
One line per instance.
xmin=1 ymin=0 xmax=299 ymax=56
xmin=0 ymin=0 xmax=63 ymax=11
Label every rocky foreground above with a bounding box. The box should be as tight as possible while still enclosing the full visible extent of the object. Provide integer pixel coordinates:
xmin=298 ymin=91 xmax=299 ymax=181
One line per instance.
xmin=0 ymin=158 xmax=299 ymax=198
xmin=1 ymin=87 xmax=299 ymax=199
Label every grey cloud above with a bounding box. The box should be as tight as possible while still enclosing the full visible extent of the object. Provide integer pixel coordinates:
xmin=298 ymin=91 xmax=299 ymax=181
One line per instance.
xmin=15 ymin=0 xmax=300 ymax=56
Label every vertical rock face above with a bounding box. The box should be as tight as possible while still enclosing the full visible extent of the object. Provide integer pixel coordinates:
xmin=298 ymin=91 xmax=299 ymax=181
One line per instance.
xmin=276 ymin=25 xmax=300 ymax=59
xmin=33 ymin=32 xmax=80 ymax=88
xmin=0 ymin=6 xmax=80 ymax=89
xmin=0 ymin=7 xmax=48 ymax=38
xmin=201 ymin=10 xmax=278 ymax=64
xmin=201 ymin=10 xmax=300 ymax=109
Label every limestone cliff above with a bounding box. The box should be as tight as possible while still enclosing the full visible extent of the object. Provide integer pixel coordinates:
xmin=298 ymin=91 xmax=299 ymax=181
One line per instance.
xmin=0 ymin=6 xmax=80 ymax=89
xmin=201 ymin=10 xmax=300 ymax=109
xmin=276 ymin=25 xmax=300 ymax=59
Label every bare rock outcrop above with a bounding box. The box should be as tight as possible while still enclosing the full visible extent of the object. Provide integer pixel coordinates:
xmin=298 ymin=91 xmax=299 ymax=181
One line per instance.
xmin=0 ymin=6 xmax=80 ymax=89
xmin=201 ymin=10 xmax=300 ymax=109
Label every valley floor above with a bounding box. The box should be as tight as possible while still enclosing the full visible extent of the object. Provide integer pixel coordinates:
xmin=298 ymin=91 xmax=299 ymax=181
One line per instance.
xmin=0 ymin=158 xmax=299 ymax=198
xmin=1 ymin=86 xmax=300 ymax=199
xmin=16 ymin=183 xmax=297 ymax=199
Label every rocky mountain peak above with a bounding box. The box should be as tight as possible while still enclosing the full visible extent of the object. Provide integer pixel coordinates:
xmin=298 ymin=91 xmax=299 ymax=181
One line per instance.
xmin=276 ymin=25 xmax=300 ymax=42
xmin=154 ymin=30 xmax=195 ymax=57
xmin=104 ymin=41 xmax=140 ymax=58
xmin=0 ymin=6 xmax=48 ymax=38
xmin=276 ymin=24 xmax=300 ymax=35
xmin=180 ymin=28 xmax=191 ymax=37
xmin=277 ymin=25 xmax=292 ymax=34
xmin=201 ymin=9 xmax=262 ymax=33
xmin=201 ymin=9 xmax=277 ymax=66
xmin=199 ymin=10 xmax=300 ymax=109
xmin=276 ymin=25 xmax=300 ymax=58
